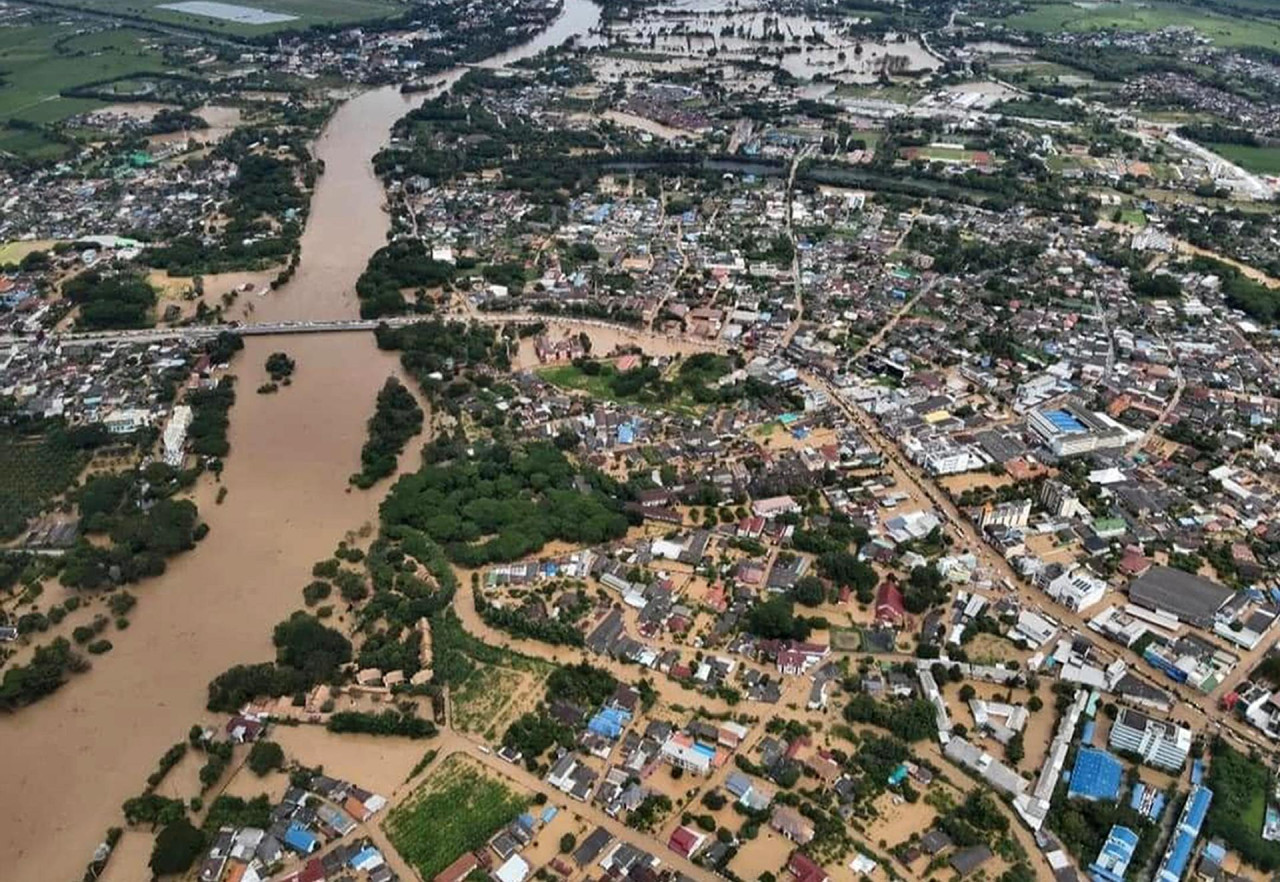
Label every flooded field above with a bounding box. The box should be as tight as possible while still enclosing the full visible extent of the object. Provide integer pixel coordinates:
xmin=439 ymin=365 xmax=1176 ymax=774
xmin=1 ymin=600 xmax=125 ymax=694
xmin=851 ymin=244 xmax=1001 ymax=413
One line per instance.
xmin=607 ymin=11 xmax=939 ymax=82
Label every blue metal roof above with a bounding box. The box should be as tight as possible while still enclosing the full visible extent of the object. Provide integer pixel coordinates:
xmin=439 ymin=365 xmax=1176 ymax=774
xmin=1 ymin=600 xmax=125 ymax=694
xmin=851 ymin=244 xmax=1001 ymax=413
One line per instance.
xmin=283 ymin=823 xmax=317 ymax=853
xmin=1156 ymin=786 xmax=1213 ymax=882
xmin=1067 ymin=748 xmax=1124 ymax=802
xmin=1158 ymin=831 xmax=1195 ymax=882
xmin=1185 ymin=786 xmax=1212 ymax=830
xmin=1089 ymin=824 xmax=1139 ymax=882
xmin=1043 ymin=409 xmax=1086 ymax=433
xmin=349 ymin=847 xmax=382 ymax=868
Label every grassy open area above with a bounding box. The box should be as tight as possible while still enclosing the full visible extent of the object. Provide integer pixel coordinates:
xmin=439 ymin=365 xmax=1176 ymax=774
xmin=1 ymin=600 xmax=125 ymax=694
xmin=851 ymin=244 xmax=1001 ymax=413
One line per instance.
xmin=849 ymin=128 xmax=882 ymax=151
xmin=1118 ymin=208 xmax=1148 ymax=227
xmin=0 ymin=21 xmax=171 ymax=132
xmin=0 ymin=240 xmax=58 ymax=265
xmin=56 ymin=0 xmax=403 ymax=36
xmin=1204 ymin=742 xmax=1280 ymax=871
xmin=1000 ymin=1 xmax=1280 ymax=50
xmin=384 ymin=755 xmax=528 ymax=880
xmin=537 ymin=362 xmax=622 ymax=401
xmin=1207 ymin=143 xmax=1280 ymax=175
xmin=907 ymin=145 xmax=983 ymax=163
xmin=833 ymin=82 xmax=920 ymax=104
xmin=451 ymin=662 xmax=547 ymax=741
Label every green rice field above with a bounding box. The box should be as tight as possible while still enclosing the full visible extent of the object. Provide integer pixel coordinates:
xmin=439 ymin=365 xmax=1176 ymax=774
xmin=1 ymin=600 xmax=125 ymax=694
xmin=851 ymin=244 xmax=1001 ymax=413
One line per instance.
xmin=998 ymin=1 xmax=1280 ymax=50
xmin=1208 ymin=143 xmax=1280 ymax=175
xmin=58 ymin=0 xmax=403 ymax=36
xmin=0 ymin=23 xmax=171 ymax=129
xmin=384 ymin=755 xmax=528 ymax=880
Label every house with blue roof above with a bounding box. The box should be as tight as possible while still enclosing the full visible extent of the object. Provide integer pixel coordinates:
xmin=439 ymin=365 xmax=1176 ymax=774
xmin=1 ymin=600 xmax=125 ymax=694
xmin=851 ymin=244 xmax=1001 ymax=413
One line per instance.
xmin=1089 ymin=825 xmax=1138 ymax=882
xmin=350 ymin=846 xmax=384 ymax=872
xmin=283 ymin=823 xmax=319 ymax=855
xmin=587 ymin=706 xmax=631 ymax=740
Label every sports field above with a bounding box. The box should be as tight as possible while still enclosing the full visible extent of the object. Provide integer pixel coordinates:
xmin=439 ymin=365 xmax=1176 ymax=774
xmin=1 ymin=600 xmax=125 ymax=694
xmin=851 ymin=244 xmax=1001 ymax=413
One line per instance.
xmin=1000 ymin=1 xmax=1280 ymax=50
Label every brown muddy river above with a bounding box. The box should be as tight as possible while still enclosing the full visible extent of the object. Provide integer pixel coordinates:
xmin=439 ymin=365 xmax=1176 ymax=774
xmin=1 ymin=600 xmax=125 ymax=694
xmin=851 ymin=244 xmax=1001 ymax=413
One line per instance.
xmin=0 ymin=2 xmax=602 ymax=879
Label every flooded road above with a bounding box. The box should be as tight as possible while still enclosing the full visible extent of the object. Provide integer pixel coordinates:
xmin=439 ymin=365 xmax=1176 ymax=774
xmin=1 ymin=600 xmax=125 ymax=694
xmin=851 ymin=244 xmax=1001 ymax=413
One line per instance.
xmin=0 ymin=3 xmax=602 ymax=880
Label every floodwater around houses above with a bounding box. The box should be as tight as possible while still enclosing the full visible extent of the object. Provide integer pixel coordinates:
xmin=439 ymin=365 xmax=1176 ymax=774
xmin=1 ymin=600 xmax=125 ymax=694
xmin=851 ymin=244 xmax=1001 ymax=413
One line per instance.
xmin=0 ymin=2 xmax=604 ymax=879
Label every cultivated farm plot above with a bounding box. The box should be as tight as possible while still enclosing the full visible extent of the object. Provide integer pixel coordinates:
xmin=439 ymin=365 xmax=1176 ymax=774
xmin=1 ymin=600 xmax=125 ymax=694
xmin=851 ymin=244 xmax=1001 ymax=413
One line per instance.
xmin=1208 ymin=143 xmax=1280 ymax=175
xmin=0 ymin=24 xmax=171 ymax=127
xmin=0 ymin=436 xmax=88 ymax=538
xmin=383 ymin=755 xmax=528 ymax=880
xmin=450 ymin=661 xmax=547 ymax=740
xmin=55 ymin=0 xmax=403 ymax=36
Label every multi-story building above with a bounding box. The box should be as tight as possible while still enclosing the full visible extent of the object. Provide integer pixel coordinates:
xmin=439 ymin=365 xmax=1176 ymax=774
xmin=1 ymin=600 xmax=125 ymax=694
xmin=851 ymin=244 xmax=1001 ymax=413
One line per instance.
xmin=1040 ymin=479 xmax=1086 ymax=519
xmin=1028 ymin=400 xmax=1131 ymax=457
xmin=981 ymin=499 xmax=1032 ymax=530
xmin=1108 ymin=707 xmax=1191 ymax=771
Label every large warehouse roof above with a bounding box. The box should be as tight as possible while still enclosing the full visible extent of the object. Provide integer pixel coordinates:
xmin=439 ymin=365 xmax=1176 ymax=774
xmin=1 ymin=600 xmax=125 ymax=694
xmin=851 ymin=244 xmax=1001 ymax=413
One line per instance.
xmin=1127 ymin=565 xmax=1233 ymax=626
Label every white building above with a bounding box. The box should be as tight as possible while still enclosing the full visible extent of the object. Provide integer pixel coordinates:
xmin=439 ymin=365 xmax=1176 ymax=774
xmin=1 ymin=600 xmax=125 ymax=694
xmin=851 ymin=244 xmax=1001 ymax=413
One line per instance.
xmin=1046 ymin=567 xmax=1108 ymax=613
xmin=1108 ymin=707 xmax=1191 ymax=771
xmin=660 ymin=738 xmax=712 ymax=775
xmin=494 ymin=855 xmax=531 ymax=882
xmin=103 ymin=407 xmax=150 ymax=435
xmin=1040 ymin=479 xmax=1086 ymax=519
xmin=162 ymin=404 xmax=192 ymax=467
xmin=1028 ymin=401 xmax=1131 ymax=457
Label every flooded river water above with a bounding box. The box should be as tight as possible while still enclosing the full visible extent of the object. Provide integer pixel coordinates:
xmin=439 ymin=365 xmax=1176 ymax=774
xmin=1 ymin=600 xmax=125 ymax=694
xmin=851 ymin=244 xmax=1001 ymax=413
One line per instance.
xmin=0 ymin=2 xmax=601 ymax=880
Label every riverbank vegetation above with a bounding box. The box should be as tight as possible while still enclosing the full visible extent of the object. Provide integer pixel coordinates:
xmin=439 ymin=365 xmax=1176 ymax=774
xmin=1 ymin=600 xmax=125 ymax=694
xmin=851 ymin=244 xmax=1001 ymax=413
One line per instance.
xmin=351 ymin=377 xmax=424 ymax=488
xmin=374 ymin=319 xmax=509 ymax=411
xmin=206 ymin=611 xmax=351 ymax=711
xmin=0 ymin=636 xmax=88 ymax=711
xmin=357 ymin=240 xmax=456 ymax=318
xmin=61 ymin=465 xmax=203 ymax=589
xmin=265 ymin=352 xmax=295 ymax=383
xmin=380 ymin=440 xmax=631 ymax=567
xmin=187 ymin=377 xmax=236 ymax=458
xmin=327 ymin=708 xmax=437 ymax=738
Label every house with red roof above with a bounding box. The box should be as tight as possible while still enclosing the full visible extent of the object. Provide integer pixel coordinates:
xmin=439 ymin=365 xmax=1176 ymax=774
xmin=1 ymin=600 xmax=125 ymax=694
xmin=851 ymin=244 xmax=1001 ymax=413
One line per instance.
xmin=787 ymin=851 xmax=828 ymax=882
xmin=875 ymin=579 xmax=906 ymax=626
xmin=668 ymin=825 xmax=707 ymax=859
